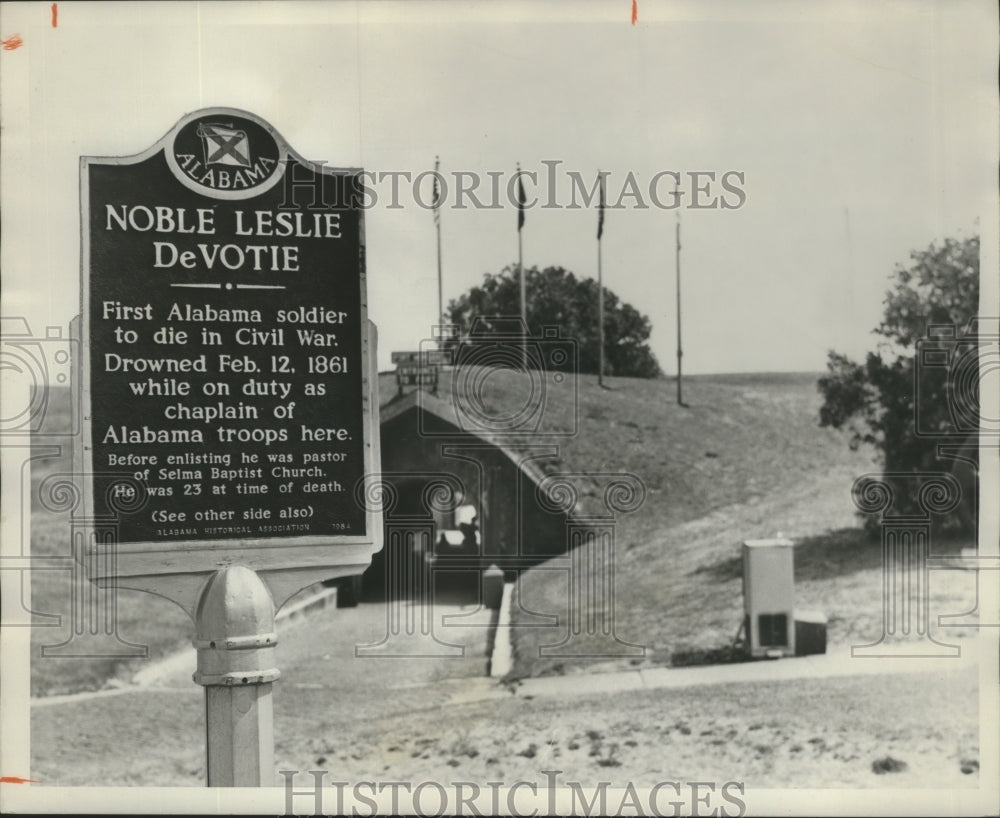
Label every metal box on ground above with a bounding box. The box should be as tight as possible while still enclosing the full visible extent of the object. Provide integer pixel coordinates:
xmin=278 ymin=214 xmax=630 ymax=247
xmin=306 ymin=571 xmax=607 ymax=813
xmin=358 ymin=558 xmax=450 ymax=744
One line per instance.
xmin=742 ymin=539 xmax=795 ymax=658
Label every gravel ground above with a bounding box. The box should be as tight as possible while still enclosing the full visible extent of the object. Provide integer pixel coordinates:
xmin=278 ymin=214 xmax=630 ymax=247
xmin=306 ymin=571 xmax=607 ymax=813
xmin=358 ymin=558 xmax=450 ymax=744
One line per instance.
xmin=271 ymin=666 xmax=981 ymax=792
xmin=30 ymin=622 xmax=981 ymax=792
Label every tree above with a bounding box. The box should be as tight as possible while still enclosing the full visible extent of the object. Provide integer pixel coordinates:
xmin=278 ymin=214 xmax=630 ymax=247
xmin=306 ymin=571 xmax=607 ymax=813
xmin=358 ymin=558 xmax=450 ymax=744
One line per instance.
xmin=817 ymin=234 xmax=980 ymax=530
xmin=444 ymin=265 xmax=661 ymax=378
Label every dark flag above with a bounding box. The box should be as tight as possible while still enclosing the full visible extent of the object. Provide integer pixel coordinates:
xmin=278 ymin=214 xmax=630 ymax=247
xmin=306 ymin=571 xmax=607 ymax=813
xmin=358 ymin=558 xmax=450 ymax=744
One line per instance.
xmin=517 ymin=167 xmax=526 ymax=231
xmin=597 ymin=172 xmax=605 ymax=240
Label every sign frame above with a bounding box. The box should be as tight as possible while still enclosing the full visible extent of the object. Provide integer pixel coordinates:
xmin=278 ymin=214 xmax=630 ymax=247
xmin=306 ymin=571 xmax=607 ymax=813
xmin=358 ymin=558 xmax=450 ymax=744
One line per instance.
xmin=77 ymin=108 xmax=382 ymax=610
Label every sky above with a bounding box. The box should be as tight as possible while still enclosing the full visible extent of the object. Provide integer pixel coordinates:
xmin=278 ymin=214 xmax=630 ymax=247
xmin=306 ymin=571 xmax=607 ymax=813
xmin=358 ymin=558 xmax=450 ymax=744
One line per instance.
xmin=1 ymin=0 xmax=997 ymax=376
xmin=1 ymin=5 xmax=998 ymax=814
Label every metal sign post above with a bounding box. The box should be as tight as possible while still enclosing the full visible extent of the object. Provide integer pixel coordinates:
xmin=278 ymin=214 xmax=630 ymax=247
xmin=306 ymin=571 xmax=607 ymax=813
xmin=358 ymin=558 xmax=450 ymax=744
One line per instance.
xmin=77 ymin=108 xmax=383 ymax=786
xmin=194 ymin=565 xmax=278 ymax=787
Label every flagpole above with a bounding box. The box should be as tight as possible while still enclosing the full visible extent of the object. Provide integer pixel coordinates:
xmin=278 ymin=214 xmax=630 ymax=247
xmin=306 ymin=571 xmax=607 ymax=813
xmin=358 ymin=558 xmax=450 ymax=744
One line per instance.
xmin=675 ymin=182 xmax=684 ymax=407
xmin=517 ymin=163 xmax=527 ymax=368
xmin=436 ymin=194 xmax=443 ymax=332
xmin=598 ymin=230 xmax=605 ymax=388
xmin=519 ymin=227 xmax=526 ymax=368
xmin=435 ymin=157 xmax=443 ymax=334
xmin=597 ymin=171 xmax=606 ymax=388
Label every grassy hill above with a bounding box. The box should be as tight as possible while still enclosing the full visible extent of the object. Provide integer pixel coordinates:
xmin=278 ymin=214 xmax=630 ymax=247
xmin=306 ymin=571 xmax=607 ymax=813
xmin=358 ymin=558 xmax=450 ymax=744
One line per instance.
xmin=27 ymin=370 xmax=971 ymax=694
xmin=458 ymin=370 xmax=970 ymax=678
xmin=386 ymin=367 xmax=877 ymax=524
xmin=381 ymin=366 xmax=971 ymax=677
xmin=25 ymin=388 xmax=196 ymax=694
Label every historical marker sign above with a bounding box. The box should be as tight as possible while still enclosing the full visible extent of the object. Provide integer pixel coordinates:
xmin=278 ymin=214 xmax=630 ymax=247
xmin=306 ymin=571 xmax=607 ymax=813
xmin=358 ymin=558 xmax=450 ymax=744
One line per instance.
xmin=391 ymin=350 xmax=442 ymax=391
xmin=79 ymin=108 xmax=381 ymax=582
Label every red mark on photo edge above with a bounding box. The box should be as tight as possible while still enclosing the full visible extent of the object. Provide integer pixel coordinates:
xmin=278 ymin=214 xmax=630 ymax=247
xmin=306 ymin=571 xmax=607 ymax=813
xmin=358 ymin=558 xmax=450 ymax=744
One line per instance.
xmin=1 ymin=33 xmax=24 ymax=50
xmin=1 ymin=776 xmax=38 ymax=784
xmin=52 ymin=3 xmax=58 ymax=28
xmin=631 ymin=0 xmax=637 ymax=25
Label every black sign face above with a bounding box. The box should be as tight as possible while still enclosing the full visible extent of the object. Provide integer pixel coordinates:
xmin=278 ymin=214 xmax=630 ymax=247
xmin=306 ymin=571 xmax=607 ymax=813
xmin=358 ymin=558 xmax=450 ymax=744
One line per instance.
xmin=83 ymin=108 xmax=369 ymax=545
